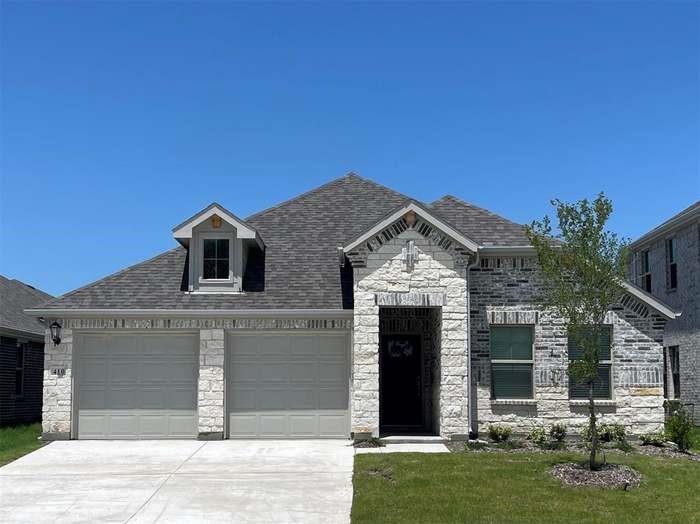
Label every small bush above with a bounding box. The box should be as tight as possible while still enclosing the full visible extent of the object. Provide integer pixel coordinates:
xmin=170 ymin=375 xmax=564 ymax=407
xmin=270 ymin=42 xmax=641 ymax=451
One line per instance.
xmin=550 ymin=423 xmax=567 ymax=442
xmin=488 ymin=424 xmax=512 ymax=443
xmin=581 ymin=423 xmax=626 ymax=444
xmin=527 ymin=426 xmax=548 ymax=448
xmin=465 ymin=440 xmax=487 ymax=451
xmin=666 ymin=405 xmax=694 ymax=452
xmin=640 ymin=432 xmax=666 ymax=447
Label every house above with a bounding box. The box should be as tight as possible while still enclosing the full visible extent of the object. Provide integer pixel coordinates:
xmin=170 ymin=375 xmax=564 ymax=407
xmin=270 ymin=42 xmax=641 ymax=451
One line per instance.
xmin=628 ymin=201 xmax=699 ymax=423
xmin=1 ymin=276 xmax=52 ymax=426
xmin=27 ymin=174 xmax=680 ymax=441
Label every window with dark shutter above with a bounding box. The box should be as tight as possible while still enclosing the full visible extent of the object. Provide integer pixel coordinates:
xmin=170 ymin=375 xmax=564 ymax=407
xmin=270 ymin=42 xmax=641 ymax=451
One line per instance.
xmin=640 ymin=250 xmax=652 ymax=292
xmin=490 ymin=326 xmax=533 ymax=399
xmin=568 ymin=326 xmax=612 ymax=399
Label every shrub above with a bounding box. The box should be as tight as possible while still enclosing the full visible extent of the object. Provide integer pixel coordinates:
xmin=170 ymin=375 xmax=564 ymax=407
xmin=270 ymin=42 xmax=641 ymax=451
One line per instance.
xmin=488 ymin=424 xmax=512 ymax=443
xmin=599 ymin=423 xmax=626 ymax=443
xmin=527 ymin=427 xmax=548 ymax=448
xmin=549 ymin=423 xmax=567 ymax=443
xmin=465 ymin=440 xmax=487 ymax=451
xmin=666 ymin=405 xmax=694 ymax=452
xmin=640 ymin=432 xmax=666 ymax=447
xmin=615 ymin=439 xmax=633 ymax=453
xmin=581 ymin=423 xmax=626 ymax=444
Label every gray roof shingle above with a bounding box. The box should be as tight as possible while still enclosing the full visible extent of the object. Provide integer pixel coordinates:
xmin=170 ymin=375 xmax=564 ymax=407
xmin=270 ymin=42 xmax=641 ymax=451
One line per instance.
xmin=0 ymin=276 xmax=53 ymax=336
xmin=34 ymin=174 xmax=532 ymax=311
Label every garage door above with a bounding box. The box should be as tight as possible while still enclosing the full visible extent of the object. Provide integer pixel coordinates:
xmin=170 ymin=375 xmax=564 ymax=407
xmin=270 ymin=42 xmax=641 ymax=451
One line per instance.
xmin=228 ymin=332 xmax=349 ymax=438
xmin=76 ymin=333 xmax=198 ymax=439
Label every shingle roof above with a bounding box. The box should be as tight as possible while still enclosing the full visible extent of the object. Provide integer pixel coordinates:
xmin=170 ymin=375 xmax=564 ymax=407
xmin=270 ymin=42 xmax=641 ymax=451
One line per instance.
xmin=429 ymin=195 xmax=530 ymax=246
xmin=0 ymin=276 xmax=53 ymax=336
xmin=34 ymin=174 xmax=533 ymax=311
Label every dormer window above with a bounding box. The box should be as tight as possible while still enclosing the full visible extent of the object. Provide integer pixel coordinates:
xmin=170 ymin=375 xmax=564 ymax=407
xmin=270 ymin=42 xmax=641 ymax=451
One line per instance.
xmin=203 ymin=238 xmax=230 ymax=280
xmin=172 ymin=202 xmax=264 ymax=294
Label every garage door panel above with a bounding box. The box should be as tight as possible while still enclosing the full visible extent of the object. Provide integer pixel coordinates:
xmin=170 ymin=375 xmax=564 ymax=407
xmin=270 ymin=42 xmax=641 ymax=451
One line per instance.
xmin=289 ymin=363 xmax=317 ymax=382
xmin=319 ymin=388 xmax=348 ymax=410
xmin=227 ymin=332 xmax=349 ymax=438
xmin=77 ymin=333 xmax=197 ymax=439
xmin=260 ymin=363 xmax=290 ymax=382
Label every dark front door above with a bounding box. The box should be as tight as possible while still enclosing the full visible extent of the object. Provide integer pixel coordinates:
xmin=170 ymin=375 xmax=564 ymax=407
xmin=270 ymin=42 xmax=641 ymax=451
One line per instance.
xmin=380 ymin=334 xmax=422 ymax=432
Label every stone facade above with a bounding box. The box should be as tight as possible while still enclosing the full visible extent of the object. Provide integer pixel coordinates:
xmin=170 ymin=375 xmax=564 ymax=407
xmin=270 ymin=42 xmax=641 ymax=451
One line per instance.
xmin=40 ymin=243 xmax=673 ymax=440
xmin=471 ymin=257 xmax=667 ymax=435
xmin=629 ymin=219 xmax=699 ymax=422
xmin=351 ymin=228 xmax=469 ymax=438
xmin=198 ymin=329 xmax=225 ymax=439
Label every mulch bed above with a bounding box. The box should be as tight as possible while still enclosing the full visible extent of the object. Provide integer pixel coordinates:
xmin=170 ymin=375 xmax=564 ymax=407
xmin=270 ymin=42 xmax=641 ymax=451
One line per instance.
xmin=354 ymin=439 xmax=385 ymax=448
xmin=549 ymin=462 xmax=643 ymax=490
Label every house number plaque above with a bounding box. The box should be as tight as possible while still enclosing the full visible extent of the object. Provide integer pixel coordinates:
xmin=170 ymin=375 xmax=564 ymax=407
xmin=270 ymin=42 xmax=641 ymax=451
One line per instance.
xmin=50 ymin=368 xmax=66 ymax=377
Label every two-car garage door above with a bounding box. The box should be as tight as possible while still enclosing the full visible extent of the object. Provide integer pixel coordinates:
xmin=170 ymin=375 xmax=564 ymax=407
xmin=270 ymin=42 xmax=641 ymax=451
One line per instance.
xmin=75 ymin=331 xmax=349 ymax=439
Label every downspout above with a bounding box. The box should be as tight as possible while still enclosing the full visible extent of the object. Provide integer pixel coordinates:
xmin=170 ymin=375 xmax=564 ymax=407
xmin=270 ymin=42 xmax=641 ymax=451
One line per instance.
xmin=465 ymin=251 xmax=480 ymax=438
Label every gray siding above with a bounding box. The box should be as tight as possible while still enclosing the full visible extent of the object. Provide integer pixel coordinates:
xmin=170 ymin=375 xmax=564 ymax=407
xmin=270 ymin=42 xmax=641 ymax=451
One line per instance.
xmin=0 ymin=335 xmax=44 ymax=426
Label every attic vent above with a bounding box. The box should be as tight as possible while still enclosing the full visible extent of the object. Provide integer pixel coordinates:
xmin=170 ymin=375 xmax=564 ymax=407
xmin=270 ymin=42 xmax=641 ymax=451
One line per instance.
xmin=438 ymin=238 xmax=452 ymax=250
xmin=391 ymin=219 xmax=408 ymax=236
xmin=621 ymin=294 xmax=650 ymax=318
xmin=417 ymin=221 xmax=433 ymax=237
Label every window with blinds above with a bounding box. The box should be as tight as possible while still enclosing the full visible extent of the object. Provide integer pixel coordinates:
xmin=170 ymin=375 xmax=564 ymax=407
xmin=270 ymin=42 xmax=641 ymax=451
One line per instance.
xmin=568 ymin=326 xmax=612 ymax=399
xmin=490 ymin=326 xmax=533 ymax=399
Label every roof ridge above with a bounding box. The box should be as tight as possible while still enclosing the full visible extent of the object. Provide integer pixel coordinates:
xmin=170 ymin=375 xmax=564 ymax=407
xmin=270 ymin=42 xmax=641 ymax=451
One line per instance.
xmin=38 ymin=247 xmax=183 ymax=308
xmin=435 ymin=194 xmax=527 ymax=229
xmin=245 ymin=172 xmax=414 ymax=221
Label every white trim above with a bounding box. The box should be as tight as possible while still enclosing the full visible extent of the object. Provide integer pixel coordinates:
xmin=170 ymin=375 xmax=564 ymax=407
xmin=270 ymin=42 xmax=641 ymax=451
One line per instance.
xmin=172 ymin=203 xmax=260 ymax=244
xmin=25 ymin=308 xmax=354 ymax=319
xmin=621 ymin=281 xmax=680 ymax=319
xmin=342 ymin=202 xmax=479 ymax=253
xmin=629 ymin=202 xmax=700 ymax=249
xmin=478 ymin=246 xmax=536 ymax=255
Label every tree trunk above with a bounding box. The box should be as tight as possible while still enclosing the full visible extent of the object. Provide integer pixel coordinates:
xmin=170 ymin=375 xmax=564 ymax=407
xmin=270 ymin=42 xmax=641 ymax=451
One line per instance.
xmin=588 ymin=380 xmax=598 ymax=470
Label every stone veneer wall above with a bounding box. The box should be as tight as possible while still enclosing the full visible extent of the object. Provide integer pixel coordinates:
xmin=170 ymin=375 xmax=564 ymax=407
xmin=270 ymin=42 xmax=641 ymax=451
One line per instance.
xmin=352 ymin=228 xmax=468 ymax=437
xmin=41 ymin=317 xmax=351 ymax=440
xmin=471 ymin=257 xmax=667 ymax=436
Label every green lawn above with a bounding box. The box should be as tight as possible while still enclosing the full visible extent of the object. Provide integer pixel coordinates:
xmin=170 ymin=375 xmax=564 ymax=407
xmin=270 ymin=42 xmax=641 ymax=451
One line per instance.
xmin=352 ymin=451 xmax=700 ymax=524
xmin=0 ymin=423 xmax=43 ymax=466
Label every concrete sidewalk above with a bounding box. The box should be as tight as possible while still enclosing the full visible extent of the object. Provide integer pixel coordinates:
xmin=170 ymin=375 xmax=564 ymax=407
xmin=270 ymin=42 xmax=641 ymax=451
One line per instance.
xmin=0 ymin=440 xmax=355 ymax=524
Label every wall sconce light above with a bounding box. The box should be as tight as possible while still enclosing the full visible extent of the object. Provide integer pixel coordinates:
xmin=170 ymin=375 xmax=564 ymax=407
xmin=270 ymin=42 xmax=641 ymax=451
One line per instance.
xmin=50 ymin=321 xmax=62 ymax=346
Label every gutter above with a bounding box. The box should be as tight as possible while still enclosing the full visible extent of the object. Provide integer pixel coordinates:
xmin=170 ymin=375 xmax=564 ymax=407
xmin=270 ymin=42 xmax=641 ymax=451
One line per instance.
xmin=24 ymin=308 xmax=355 ymax=319
xmin=465 ymin=252 xmax=480 ymax=438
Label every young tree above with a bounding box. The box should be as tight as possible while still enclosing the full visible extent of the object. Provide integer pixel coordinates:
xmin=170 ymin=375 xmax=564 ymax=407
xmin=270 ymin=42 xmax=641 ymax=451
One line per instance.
xmin=526 ymin=193 xmax=628 ymax=470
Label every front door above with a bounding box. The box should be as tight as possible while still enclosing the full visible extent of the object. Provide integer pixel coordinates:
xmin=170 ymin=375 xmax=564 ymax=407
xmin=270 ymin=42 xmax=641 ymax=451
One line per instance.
xmin=379 ymin=334 xmax=422 ymax=433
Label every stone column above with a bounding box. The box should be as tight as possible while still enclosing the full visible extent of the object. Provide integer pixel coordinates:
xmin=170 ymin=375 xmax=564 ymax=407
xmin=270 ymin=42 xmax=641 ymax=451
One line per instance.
xmin=351 ymin=291 xmax=380 ymax=437
xmin=197 ymin=328 xmax=225 ymax=439
xmin=42 ymin=326 xmax=73 ymax=440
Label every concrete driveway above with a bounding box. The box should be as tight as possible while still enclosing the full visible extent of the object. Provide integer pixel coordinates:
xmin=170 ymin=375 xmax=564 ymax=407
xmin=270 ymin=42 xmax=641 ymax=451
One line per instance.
xmin=0 ymin=440 xmax=354 ymax=524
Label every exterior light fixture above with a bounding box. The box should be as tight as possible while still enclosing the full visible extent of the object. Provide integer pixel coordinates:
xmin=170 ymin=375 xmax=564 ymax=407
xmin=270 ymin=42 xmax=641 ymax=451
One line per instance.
xmin=50 ymin=321 xmax=62 ymax=346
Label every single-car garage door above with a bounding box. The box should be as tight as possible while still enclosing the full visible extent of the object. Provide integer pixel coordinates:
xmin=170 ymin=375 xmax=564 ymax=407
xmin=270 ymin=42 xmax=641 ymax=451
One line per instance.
xmin=227 ymin=332 xmax=349 ymax=438
xmin=76 ymin=333 xmax=198 ymax=439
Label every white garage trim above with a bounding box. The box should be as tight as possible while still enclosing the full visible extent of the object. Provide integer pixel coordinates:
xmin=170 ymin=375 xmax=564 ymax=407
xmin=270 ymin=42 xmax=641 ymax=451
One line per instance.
xmin=225 ymin=330 xmax=351 ymax=439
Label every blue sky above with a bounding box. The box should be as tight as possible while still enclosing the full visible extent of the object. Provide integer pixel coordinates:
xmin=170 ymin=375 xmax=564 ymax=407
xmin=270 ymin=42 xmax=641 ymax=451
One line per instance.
xmin=1 ymin=2 xmax=698 ymax=296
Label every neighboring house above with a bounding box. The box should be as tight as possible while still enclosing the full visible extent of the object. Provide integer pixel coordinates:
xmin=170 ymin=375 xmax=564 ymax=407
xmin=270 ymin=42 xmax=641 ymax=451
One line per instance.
xmin=27 ymin=174 xmax=679 ymax=441
xmin=629 ymin=201 xmax=699 ymax=423
xmin=1 ymin=276 xmax=52 ymax=426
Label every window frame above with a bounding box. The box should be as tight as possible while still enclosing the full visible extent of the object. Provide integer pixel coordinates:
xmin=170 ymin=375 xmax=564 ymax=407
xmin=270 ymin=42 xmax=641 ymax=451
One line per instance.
xmin=669 ymin=345 xmax=680 ymax=399
xmin=198 ymin=232 xmax=234 ymax=284
xmin=489 ymin=325 xmax=535 ymax=400
xmin=640 ymin=249 xmax=652 ymax=293
xmin=568 ymin=325 xmax=613 ymax=400
xmin=14 ymin=343 xmax=25 ymax=398
xmin=666 ymin=238 xmax=678 ymax=291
